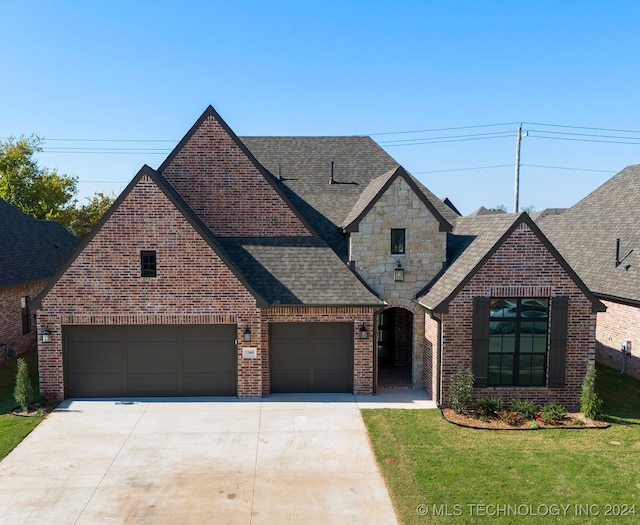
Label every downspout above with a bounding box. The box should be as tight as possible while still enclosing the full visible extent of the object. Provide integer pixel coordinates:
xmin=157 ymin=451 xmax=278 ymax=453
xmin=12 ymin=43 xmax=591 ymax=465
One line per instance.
xmin=430 ymin=311 xmax=443 ymax=407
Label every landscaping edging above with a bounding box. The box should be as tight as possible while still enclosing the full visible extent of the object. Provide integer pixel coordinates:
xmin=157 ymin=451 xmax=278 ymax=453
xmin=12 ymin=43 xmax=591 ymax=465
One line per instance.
xmin=441 ymin=408 xmax=610 ymax=430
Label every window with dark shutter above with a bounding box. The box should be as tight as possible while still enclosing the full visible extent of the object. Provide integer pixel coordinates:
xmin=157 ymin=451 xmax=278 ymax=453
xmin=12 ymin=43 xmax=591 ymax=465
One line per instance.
xmin=472 ymin=296 xmax=491 ymax=388
xmin=21 ymin=296 xmax=30 ymax=335
xmin=548 ymin=296 xmax=569 ymax=388
xmin=141 ymin=250 xmax=157 ymax=277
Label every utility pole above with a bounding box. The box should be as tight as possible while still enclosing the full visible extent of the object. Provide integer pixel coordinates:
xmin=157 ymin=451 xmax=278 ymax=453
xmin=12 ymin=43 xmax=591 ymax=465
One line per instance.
xmin=513 ymin=124 xmax=526 ymax=213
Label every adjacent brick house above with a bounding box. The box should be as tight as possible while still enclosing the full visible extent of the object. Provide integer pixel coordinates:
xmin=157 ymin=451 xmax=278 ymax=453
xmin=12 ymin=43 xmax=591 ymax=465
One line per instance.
xmin=539 ymin=165 xmax=640 ymax=380
xmin=0 ymin=199 xmax=77 ymax=358
xmin=34 ymin=106 xmax=602 ymax=409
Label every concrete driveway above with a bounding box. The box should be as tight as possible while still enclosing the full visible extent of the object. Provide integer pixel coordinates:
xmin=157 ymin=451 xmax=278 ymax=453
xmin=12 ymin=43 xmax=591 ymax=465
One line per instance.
xmin=0 ymin=393 xmax=434 ymax=524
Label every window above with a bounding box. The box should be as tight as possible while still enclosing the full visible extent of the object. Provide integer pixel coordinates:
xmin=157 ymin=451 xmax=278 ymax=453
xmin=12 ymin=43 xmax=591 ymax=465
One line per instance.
xmin=391 ymin=229 xmax=405 ymax=254
xmin=21 ymin=296 xmax=30 ymax=335
xmin=141 ymin=250 xmax=157 ymax=277
xmin=488 ymin=298 xmax=549 ymax=386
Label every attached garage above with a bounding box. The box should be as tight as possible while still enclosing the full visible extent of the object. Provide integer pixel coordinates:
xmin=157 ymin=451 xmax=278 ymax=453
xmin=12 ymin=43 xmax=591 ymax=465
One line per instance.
xmin=270 ymin=322 xmax=354 ymax=393
xmin=64 ymin=324 xmax=237 ymax=397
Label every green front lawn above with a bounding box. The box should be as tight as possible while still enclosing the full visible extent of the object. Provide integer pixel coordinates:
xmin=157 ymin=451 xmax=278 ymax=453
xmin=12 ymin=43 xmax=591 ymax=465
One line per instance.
xmin=363 ymin=365 xmax=640 ymax=525
xmin=0 ymin=350 xmax=43 ymax=460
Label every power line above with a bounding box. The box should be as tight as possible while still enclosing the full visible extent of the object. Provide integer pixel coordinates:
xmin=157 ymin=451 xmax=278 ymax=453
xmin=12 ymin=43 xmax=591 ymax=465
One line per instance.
xmin=413 ymin=164 xmax=513 ymax=174
xmin=368 ymin=122 xmax=520 ymax=136
xmin=523 ymin=122 xmax=640 ymax=134
xmin=522 ymin=164 xmax=617 ymax=173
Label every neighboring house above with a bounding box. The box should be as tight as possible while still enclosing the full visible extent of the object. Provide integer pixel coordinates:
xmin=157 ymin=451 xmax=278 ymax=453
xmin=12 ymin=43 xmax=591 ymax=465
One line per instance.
xmin=0 ymin=199 xmax=77 ymax=357
xmin=538 ymin=165 xmax=640 ymax=380
xmin=33 ymin=106 xmax=602 ymax=409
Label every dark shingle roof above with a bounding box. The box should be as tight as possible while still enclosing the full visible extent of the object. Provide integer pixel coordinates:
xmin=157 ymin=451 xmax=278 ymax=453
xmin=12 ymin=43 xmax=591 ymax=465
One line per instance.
xmin=218 ymin=237 xmax=382 ymax=306
xmin=538 ymin=164 xmax=640 ymax=304
xmin=418 ymin=213 xmax=604 ymax=313
xmin=0 ymin=199 xmax=77 ymax=288
xmin=240 ymin=136 xmax=458 ymax=258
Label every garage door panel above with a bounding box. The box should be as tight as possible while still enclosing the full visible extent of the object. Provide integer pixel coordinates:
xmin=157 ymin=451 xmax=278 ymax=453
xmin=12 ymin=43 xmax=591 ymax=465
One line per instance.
xmin=64 ymin=325 xmax=237 ymax=397
xmin=183 ymin=342 xmax=235 ymax=373
xmin=127 ymin=342 xmax=179 ymax=373
xmin=271 ymin=322 xmax=353 ymax=393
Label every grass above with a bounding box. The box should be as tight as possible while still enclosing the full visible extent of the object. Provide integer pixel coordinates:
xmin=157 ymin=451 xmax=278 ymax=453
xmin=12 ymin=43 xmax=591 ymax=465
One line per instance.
xmin=0 ymin=350 xmax=43 ymax=460
xmin=362 ymin=364 xmax=640 ymax=524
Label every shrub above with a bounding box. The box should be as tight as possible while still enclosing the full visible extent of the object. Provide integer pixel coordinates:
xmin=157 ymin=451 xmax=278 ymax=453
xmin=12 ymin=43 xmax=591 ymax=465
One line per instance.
xmin=580 ymin=365 xmax=603 ymax=420
xmin=448 ymin=367 xmax=474 ymax=414
xmin=476 ymin=397 xmax=503 ymax=418
xmin=14 ymin=358 xmax=34 ymax=413
xmin=510 ymin=399 xmax=536 ymax=420
xmin=539 ymin=402 xmax=566 ymax=425
xmin=498 ymin=409 xmax=521 ymax=426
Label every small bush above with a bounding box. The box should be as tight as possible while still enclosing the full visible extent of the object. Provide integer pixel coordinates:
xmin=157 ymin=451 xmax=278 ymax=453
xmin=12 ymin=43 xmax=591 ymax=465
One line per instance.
xmin=528 ymin=420 xmax=541 ymax=429
xmin=580 ymin=365 xmax=603 ymax=420
xmin=498 ymin=409 xmax=521 ymax=426
xmin=14 ymin=358 xmax=34 ymax=413
xmin=539 ymin=402 xmax=567 ymax=425
xmin=476 ymin=397 xmax=503 ymax=418
xmin=510 ymin=399 xmax=536 ymax=420
xmin=448 ymin=367 xmax=474 ymax=414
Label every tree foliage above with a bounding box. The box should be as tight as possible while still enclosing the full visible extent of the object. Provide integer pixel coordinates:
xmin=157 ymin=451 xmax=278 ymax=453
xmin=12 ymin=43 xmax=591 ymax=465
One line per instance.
xmin=0 ymin=136 xmax=78 ymax=225
xmin=0 ymin=135 xmax=112 ymax=237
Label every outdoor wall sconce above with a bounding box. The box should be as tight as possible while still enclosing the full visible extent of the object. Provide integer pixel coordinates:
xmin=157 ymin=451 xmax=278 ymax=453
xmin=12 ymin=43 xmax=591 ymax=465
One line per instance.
xmin=393 ymin=261 xmax=405 ymax=282
xmin=359 ymin=323 xmax=368 ymax=339
xmin=243 ymin=327 xmax=252 ymax=342
xmin=42 ymin=328 xmax=52 ymax=343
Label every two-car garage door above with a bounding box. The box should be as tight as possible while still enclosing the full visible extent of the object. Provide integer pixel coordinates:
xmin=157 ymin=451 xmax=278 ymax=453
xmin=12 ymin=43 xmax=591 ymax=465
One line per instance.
xmin=64 ymin=324 xmax=237 ymax=397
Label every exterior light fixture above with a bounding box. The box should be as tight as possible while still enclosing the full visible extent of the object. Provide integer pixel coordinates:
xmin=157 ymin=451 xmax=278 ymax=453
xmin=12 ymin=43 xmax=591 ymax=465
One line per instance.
xmin=359 ymin=323 xmax=368 ymax=339
xmin=42 ymin=328 xmax=52 ymax=343
xmin=243 ymin=327 xmax=251 ymax=342
xmin=393 ymin=261 xmax=405 ymax=282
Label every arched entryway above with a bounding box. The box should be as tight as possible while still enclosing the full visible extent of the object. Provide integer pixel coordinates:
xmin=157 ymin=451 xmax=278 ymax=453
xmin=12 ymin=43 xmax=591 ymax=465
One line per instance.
xmin=376 ymin=307 xmax=413 ymax=389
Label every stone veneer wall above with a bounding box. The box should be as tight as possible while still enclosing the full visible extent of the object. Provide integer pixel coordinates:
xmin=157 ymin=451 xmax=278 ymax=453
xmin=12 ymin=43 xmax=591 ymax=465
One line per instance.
xmin=596 ymin=300 xmax=640 ymax=380
xmin=439 ymin=223 xmax=597 ymax=411
xmin=349 ymin=177 xmax=446 ymax=300
xmin=0 ymin=279 xmax=47 ymax=356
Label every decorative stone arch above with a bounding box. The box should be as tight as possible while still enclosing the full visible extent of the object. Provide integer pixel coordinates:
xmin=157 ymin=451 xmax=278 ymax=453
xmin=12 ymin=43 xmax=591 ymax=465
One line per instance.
xmin=375 ymin=298 xmax=426 ymax=390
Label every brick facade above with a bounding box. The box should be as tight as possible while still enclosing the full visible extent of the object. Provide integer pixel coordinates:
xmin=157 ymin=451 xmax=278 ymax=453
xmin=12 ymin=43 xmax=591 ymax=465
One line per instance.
xmin=37 ymin=175 xmax=261 ymax=399
xmin=0 ymin=279 xmax=47 ymax=357
xmin=596 ymin=300 xmax=640 ymax=380
xmin=161 ymin=115 xmax=311 ymax=238
xmin=349 ymin=177 xmax=446 ymax=299
xmin=435 ymin=223 xmax=597 ymax=411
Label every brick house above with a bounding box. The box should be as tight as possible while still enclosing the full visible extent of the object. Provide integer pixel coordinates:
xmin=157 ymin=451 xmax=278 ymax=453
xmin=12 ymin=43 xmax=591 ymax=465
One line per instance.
xmin=0 ymin=199 xmax=77 ymax=358
xmin=34 ymin=106 xmax=602 ymax=409
xmin=539 ymin=165 xmax=640 ymax=380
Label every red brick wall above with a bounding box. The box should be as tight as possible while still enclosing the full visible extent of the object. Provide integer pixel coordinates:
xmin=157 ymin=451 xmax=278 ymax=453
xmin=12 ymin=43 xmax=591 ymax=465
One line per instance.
xmin=37 ymin=175 xmax=261 ymax=399
xmin=423 ymin=313 xmax=440 ymax=401
xmin=596 ymin=300 xmax=640 ymax=380
xmin=162 ymin=115 xmax=311 ymax=238
xmin=439 ymin=224 xmax=597 ymax=411
xmin=0 ymin=279 xmax=47 ymax=357
xmin=261 ymin=306 xmax=378 ymax=395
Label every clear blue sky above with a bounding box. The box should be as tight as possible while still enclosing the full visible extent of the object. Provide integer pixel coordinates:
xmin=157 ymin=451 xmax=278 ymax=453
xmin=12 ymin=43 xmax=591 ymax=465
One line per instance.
xmin=2 ymin=1 xmax=640 ymax=215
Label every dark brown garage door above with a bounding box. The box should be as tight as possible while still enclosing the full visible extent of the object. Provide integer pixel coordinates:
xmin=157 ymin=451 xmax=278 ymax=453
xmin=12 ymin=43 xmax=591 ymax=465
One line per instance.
xmin=64 ymin=324 xmax=237 ymax=397
xmin=270 ymin=322 xmax=353 ymax=393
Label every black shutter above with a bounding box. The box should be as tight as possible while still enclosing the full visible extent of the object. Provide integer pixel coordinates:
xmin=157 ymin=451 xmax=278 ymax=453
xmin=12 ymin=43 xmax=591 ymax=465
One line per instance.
xmin=548 ymin=296 xmax=569 ymax=388
xmin=472 ymin=296 xmax=491 ymax=388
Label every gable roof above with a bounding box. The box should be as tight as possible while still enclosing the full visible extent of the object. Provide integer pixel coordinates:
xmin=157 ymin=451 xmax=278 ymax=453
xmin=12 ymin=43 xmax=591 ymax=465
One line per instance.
xmin=33 ymin=165 xmax=270 ymax=309
xmin=159 ymin=106 xmax=318 ymax=239
xmin=0 ymin=199 xmax=77 ymax=288
xmin=537 ymin=164 xmax=640 ymax=305
xmin=341 ymin=166 xmax=453 ymax=233
xmin=241 ymin=136 xmax=458 ymax=257
xmin=417 ymin=213 xmax=604 ymax=313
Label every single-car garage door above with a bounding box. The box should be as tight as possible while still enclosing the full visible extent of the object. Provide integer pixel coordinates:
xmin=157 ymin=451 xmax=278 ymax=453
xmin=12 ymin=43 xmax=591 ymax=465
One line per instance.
xmin=64 ymin=324 xmax=237 ymax=397
xmin=270 ymin=322 xmax=353 ymax=393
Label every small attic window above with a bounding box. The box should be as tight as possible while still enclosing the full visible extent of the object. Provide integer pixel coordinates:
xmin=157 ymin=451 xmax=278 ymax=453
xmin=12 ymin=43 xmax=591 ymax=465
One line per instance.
xmin=391 ymin=229 xmax=405 ymax=255
xmin=141 ymin=250 xmax=157 ymax=277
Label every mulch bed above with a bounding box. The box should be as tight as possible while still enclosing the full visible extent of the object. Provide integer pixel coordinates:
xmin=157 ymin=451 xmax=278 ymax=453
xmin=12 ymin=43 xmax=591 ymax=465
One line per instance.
xmin=442 ymin=408 xmax=610 ymax=430
xmin=10 ymin=401 xmax=61 ymax=417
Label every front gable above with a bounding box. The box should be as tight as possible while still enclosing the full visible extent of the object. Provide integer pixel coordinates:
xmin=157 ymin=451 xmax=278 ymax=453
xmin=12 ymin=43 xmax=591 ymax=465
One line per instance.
xmin=159 ymin=106 xmax=314 ymax=238
xmin=39 ymin=170 xmax=263 ymax=315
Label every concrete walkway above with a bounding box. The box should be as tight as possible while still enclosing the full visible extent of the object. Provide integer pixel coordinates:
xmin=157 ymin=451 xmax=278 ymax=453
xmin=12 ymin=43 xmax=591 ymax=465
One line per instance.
xmin=0 ymin=392 xmax=436 ymax=524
